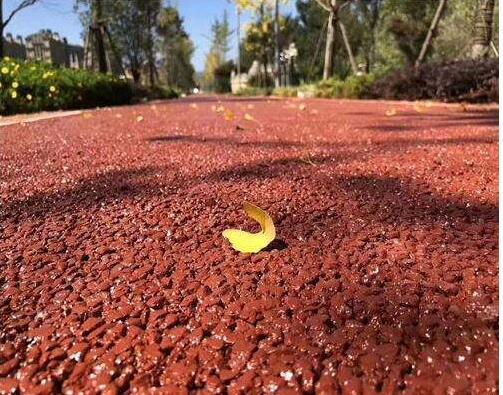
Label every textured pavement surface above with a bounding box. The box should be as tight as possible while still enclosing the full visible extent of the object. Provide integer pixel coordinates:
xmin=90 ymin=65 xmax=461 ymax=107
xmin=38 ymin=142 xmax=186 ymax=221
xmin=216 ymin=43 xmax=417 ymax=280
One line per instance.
xmin=0 ymin=96 xmax=498 ymax=394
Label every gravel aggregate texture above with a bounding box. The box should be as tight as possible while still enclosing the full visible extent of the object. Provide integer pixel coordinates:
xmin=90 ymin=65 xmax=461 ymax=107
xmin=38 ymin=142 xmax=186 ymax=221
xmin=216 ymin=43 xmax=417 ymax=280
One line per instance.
xmin=0 ymin=96 xmax=498 ymax=394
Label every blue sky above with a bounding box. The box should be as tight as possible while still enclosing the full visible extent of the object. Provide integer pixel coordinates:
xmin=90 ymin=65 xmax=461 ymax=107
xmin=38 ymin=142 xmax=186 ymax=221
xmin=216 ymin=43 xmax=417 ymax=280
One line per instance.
xmin=4 ymin=0 xmax=296 ymax=72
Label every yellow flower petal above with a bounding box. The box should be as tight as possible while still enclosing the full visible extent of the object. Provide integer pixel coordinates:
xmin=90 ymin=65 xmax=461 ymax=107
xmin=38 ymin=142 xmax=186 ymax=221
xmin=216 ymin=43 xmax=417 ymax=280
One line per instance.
xmin=222 ymin=202 xmax=276 ymax=253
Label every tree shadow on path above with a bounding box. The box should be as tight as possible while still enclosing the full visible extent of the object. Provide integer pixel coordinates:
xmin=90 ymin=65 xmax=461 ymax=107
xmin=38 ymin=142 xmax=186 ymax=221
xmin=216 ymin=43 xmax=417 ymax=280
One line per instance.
xmin=3 ymin=166 xmax=163 ymax=220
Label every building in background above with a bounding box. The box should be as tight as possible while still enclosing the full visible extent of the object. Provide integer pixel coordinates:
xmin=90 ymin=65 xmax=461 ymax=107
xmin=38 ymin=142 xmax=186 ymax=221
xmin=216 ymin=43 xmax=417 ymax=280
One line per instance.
xmin=3 ymin=33 xmax=26 ymax=60
xmin=2 ymin=29 xmax=83 ymax=69
xmin=25 ymin=30 xmax=84 ymax=68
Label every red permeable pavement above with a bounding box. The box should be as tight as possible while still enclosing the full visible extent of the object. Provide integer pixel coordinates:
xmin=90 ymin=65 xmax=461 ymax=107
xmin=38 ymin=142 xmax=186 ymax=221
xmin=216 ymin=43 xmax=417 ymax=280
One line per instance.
xmin=0 ymin=96 xmax=498 ymax=394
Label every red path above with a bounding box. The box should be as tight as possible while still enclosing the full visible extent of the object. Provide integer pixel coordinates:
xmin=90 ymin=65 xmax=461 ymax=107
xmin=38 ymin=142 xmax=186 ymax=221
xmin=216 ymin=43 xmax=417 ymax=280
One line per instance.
xmin=1 ymin=97 xmax=498 ymax=394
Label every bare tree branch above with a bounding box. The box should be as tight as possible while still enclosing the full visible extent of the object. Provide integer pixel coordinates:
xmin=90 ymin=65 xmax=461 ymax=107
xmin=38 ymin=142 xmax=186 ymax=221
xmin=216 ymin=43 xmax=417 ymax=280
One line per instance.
xmin=2 ymin=0 xmax=39 ymax=28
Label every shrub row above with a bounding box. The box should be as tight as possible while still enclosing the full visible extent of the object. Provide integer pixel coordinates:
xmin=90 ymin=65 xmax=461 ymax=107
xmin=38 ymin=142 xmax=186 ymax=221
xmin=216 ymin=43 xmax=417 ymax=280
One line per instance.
xmin=365 ymin=59 xmax=498 ymax=103
xmin=0 ymin=58 xmax=133 ymax=115
xmin=239 ymin=59 xmax=498 ymax=104
xmin=235 ymin=87 xmax=273 ymax=96
xmin=269 ymin=74 xmax=376 ymax=99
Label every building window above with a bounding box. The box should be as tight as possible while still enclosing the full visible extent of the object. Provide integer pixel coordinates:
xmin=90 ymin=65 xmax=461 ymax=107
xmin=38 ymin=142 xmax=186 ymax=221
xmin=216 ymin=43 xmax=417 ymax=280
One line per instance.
xmin=34 ymin=44 xmax=44 ymax=59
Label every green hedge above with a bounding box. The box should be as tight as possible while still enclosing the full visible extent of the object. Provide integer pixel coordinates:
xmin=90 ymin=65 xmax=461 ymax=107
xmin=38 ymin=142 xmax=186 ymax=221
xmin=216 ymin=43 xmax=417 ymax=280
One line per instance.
xmin=236 ymin=74 xmax=376 ymax=99
xmin=272 ymin=87 xmax=298 ymax=97
xmin=234 ymin=87 xmax=272 ymax=96
xmin=311 ymin=74 xmax=377 ymax=99
xmin=0 ymin=57 xmax=133 ymax=115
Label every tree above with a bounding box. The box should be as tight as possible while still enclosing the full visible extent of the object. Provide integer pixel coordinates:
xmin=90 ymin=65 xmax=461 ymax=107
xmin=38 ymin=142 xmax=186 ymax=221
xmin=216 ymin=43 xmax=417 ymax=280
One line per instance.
xmin=382 ymin=0 xmax=438 ymax=66
xmin=294 ymin=0 xmax=326 ymax=81
xmin=236 ymin=0 xmax=290 ymax=86
xmin=110 ymin=1 xmax=145 ymax=83
xmin=355 ymin=0 xmax=383 ymax=72
xmin=157 ymin=6 xmax=195 ymax=91
xmin=429 ymin=0 xmax=477 ymax=61
xmin=203 ymin=12 xmax=232 ymax=90
xmin=142 ymin=0 xmax=162 ymax=87
xmin=241 ymin=9 xmax=296 ymax=87
xmin=313 ymin=0 xmax=357 ymax=79
xmin=87 ymin=0 xmax=108 ymax=73
xmin=472 ymin=0 xmax=496 ymax=58
xmin=0 ymin=0 xmax=39 ymax=58
xmin=415 ymin=0 xmax=448 ymax=67
xmin=76 ymin=0 xmax=163 ymax=83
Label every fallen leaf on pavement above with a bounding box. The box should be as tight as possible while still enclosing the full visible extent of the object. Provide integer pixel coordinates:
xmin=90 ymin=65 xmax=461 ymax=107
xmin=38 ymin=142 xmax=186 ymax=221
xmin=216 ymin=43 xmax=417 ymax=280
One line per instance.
xmin=244 ymin=113 xmax=255 ymax=122
xmin=299 ymin=157 xmax=316 ymax=166
xmin=413 ymin=103 xmax=425 ymax=113
xmin=222 ymin=202 xmax=276 ymax=254
xmin=136 ymin=115 xmax=144 ymax=122
xmin=385 ymin=108 xmax=397 ymax=117
xmin=224 ymin=109 xmax=235 ymax=121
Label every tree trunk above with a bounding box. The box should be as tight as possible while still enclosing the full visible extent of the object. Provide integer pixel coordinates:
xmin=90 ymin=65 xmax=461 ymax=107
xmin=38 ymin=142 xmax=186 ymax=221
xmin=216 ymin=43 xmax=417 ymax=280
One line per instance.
xmin=274 ymin=0 xmax=280 ymax=88
xmin=147 ymin=37 xmax=156 ymax=86
xmin=132 ymin=68 xmax=141 ymax=84
xmin=146 ymin=2 xmax=157 ymax=87
xmin=472 ymin=0 xmax=495 ymax=58
xmin=415 ymin=0 xmax=448 ymax=67
xmin=338 ymin=20 xmax=358 ymax=74
xmin=0 ymin=0 xmax=4 ymax=59
xmin=323 ymin=10 xmax=336 ymax=80
xmin=92 ymin=0 xmax=108 ymax=73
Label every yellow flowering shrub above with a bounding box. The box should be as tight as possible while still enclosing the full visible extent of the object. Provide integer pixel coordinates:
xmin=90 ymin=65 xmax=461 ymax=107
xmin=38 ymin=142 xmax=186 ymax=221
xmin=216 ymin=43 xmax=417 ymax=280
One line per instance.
xmin=0 ymin=58 xmax=132 ymax=115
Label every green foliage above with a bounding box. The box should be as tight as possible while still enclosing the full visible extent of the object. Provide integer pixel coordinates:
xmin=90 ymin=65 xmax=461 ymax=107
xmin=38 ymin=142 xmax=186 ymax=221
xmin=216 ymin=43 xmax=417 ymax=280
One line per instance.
xmin=240 ymin=7 xmax=297 ymax=86
xmin=158 ymin=7 xmax=195 ymax=91
xmin=213 ymin=60 xmax=235 ymax=93
xmin=204 ymin=11 xmax=233 ymax=90
xmin=294 ymin=0 xmax=329 ymax=81
xmin=75 ymin=0 xmax=163 ymax=83
xmin=272 ymin=86 xmax=298 ymax=97
xmin=431 ymin=0 xmax=478 ymax=61
xmin=291 ymin=0 xmax=369 ymax=82
xmin=311 ymin=74 xmax=376 ymax=98
xmin=0 ymin=58 xmax=132 ymax=115
xmin=133 ymin=84 xmax=180 ymax=101
xmin=248 ymin=72 xmax=274 ymax=88
xmin=234 ymin=87 xmax=272 ymax=96
xmin=374 ymin=0 xmax=437 ymax=69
